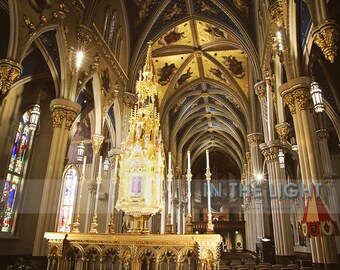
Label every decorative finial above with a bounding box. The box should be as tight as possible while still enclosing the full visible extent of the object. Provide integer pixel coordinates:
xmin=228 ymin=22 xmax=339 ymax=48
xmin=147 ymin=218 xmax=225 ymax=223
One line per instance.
xmin=143 ymin=41 xmax=153 ymax=75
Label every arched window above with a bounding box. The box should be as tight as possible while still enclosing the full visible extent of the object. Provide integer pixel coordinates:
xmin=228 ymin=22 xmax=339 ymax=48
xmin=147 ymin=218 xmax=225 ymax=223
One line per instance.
xmin=58 ymin=166 xmax=78 ymax=232
xmin=103 ymin=6 xmax=119 ymax=51
xmin=0 ymin=108 xmax=39 ymax=233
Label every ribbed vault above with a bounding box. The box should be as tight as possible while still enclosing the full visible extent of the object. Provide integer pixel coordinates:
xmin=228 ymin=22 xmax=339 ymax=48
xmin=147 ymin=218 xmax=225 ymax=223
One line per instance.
xmin=128 ymin=1 xmax=258 ymax=176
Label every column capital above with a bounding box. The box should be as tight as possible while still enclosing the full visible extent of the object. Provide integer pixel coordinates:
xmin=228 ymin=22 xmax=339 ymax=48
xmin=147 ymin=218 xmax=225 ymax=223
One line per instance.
xmin=279 ymin=77 xmax=311 ymax=114
xmin=316 ymin=129 xmax=329 ymax=142
xmin=279 ymin=76 xmax=311 ymax=96
xmin=247 ymin=132 xmax=264 ymax=147
xmin=123 ymin=92 xmax=137 ymax=108
xmin=92 ymin=134 xmax=104 ymax=154
xmin=293 ymin=89 xmax=310 ymax=111
xmin=0 ymin=59 xmax=23 ymax=95
xmin=275 ymin=122 xmax=290 ymax=145
xmin=50 ymin=99 xmax=81 ymax=129
xmin=312 ymin=20 xmax=339 ymax=63
xmin=254 ymin=81 xmax=266 ymax=104
xmin=260 ymin=140 xmax=280 ymax=161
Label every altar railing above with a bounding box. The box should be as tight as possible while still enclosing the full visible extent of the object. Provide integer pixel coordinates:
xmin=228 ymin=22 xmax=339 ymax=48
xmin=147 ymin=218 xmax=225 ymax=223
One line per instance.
xmin=44 ymin=232 xmax=222 ymax=270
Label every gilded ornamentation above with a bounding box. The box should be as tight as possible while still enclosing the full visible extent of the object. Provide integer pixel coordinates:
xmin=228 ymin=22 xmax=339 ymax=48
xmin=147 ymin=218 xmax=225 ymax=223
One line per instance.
xmin=23 ymin=15 xmax=36 ymax=35
xmin=92 ymin=134 xmax=104 ymax=154
xmin=123 ymin=92 xmax=138 ymax=107
xmin=247 ymin=133 xmax=263 ymax=147
xmin=50 ymin=108 xmax=77 ymax=129
xmin=275 ymin=122 xmax=290 ymax=144
xmin=283 ymin=93 xmax=296 ymax=114
xmin=0 ymin=59 xmax=23 ymax=95
xmin=87 ymin=183 xmax=97 ymax=193
xmin=312 ymin=20 xmax=339 ymax=63
xmin=269 ymin=0 xmax=284 ymax=27
xmin=92 ymin=28 xmax=128 ymax=84
xmin=294 ymin=89 xmax=309 ymax=111
xmin=316 ymin=129 xmax=329 ymax=142
xmin=116 ymin=43 xmax=165 ymax=234
xmin=254 ymin=81 xmax=266 ymax=103
xmin=77 ymin=25 xmax=93 ymax=48
xmin=40 ymin=15 xmax=48 ymax=26
xmin=261 ymin=145 xmax=279 ymax=161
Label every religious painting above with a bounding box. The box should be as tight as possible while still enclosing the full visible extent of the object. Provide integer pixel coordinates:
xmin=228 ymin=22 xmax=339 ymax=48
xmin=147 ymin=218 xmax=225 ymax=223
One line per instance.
xmin=157 ymin=62 xmax=177 ymax=86
xmin=158 ymin=27 xmax=187 ymax=46
xmin=209 ymin=67 xmax=228 ymax=83
xmin=176 ymin=67 xmax=193 ymax=89
xmin=163 ymin=3 xmax=183 ymax=21
xmin=73 ymin=116 xmax=91 ymax=141
xmin=131 ymin=175 xmax=142 ymax=198
xmin=232 ymin=0 xmax=249 ymax=17
xmin=204 ymin=24 xmax=226 ymax=39
xmin=198 ymin=0 xmax=218 ymax=14
xmin=222 ymin=55 xmax=246 ymax=79
xmin=132 ymin=0 xmax=153 ymax=26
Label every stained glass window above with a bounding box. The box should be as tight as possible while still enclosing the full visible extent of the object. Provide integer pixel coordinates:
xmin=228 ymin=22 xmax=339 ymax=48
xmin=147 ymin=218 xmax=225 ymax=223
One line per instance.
xmin=0 ymin=110 xmax=35 ymax=233
xmin=58 ymin=166 xmax=78 ymax=232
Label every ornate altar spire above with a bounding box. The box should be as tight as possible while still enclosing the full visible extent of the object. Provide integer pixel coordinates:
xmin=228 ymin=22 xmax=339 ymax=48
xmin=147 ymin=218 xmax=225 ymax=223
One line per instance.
xmin=116 ymin=42 xmax=165 ymax=233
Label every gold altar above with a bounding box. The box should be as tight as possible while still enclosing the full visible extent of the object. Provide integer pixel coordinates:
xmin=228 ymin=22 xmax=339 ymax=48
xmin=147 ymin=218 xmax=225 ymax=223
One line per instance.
xmin=44 ymin=232 xmax=222 ymax=270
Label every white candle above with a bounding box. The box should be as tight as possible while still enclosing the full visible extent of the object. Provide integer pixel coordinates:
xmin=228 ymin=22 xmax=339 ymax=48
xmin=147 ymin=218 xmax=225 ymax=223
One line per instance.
xmin=82 ymin=156 xmax=87 ymax=174
xmin=99 ymin=156 xmax=103 ymax=177
xmin=168 ymin=152 xmax=171 ymax=171
xmin=206 ymin=150 xmax=210 ymax=168
xmin=187 ymin=151 xmax=190 ymax=169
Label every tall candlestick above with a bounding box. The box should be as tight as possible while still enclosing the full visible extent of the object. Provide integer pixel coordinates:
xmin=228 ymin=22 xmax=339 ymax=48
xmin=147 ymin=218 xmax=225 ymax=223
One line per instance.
xmin=98 ymin=156 xmax=103 ymax=177
xmin=82 ymin=155 xmax=87 ymax=174
xmin=206 ymin=149 xmax=210 ymax=168
xmin=187 ymin=150 xmax=190 ymax=169
xmin=168 ymin=152 xmax=171 ymax=171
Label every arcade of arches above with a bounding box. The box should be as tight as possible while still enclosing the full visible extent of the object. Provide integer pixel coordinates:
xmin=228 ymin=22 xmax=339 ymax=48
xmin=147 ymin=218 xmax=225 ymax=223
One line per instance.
xmin=0 ymin=0 xmax=340 ymax=269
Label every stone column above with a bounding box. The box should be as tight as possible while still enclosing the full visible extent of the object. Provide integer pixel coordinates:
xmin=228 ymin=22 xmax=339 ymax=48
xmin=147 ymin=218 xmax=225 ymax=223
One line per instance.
xmin=84 ymin=134 xmax=104 ymax=232
xmin=33 ymin=99 xmax=80 ymax=256
xmin=260 ymin=141 xmax=294 ymax=256
xmin=279 ymin=77 xmax=338 ymax=263
xmin=316 ymin=129 xmax=340 ymax=253
xmin=247 ymin=134 xmax=268 ymax=246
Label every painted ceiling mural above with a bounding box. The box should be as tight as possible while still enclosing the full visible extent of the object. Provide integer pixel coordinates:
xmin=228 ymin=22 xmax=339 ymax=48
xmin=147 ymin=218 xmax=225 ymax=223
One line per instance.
xmin=126 ymin=0 xmax=254 ymax=170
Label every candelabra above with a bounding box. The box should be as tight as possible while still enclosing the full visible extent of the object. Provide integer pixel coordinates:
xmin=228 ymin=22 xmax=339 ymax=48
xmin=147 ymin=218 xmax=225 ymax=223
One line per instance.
xmin=185 ymin=163 xmax=193 ymax=234
xmin=72 ymin=156 xmax=87 ymax=233
xmin=165 ymin=164 xmax=173 ymax=234
xmin=205 ymin=166 xmax=214 ymax=233
xmin=90 ymin=156 xmax=102 ymax=233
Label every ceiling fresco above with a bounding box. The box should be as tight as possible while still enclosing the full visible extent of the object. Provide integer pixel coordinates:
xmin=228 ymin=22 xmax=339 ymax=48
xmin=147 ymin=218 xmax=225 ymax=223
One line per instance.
xmin=127 ymin=0 xmax=255 ymax=171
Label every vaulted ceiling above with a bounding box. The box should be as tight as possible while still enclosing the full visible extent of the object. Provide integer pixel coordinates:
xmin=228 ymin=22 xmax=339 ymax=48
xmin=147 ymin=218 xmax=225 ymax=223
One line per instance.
xmin=125 ymin=0 xmax=259 ymax=174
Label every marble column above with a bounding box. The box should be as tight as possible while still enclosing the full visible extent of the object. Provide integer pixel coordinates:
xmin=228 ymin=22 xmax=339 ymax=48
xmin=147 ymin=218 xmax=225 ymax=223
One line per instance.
xmin=247 ymin=133 xmax=268 ymax=242
xmin=316 ymin=129 xmax=340 ymax=254
xmin=260 ymin=141 xmax=294 ymax=256
xmin=279 ymin=77 xmax=338 ymax=263
xmin=84 ymin=134 xmax=104 ymax=232
xmin=33 ymin=98 xmax=80 ymax=256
